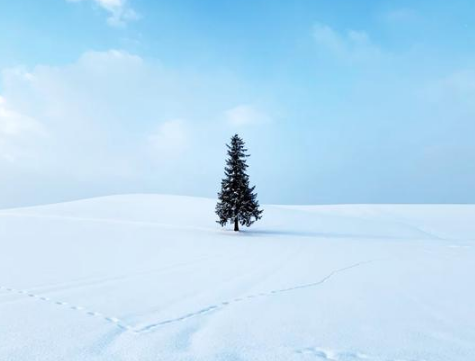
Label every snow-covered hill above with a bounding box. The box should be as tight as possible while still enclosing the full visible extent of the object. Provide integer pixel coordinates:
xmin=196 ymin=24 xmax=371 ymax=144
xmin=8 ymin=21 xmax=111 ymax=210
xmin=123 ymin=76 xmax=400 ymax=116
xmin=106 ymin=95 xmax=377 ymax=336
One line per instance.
xmin=0 ymin=195 xmax=474 ymax=361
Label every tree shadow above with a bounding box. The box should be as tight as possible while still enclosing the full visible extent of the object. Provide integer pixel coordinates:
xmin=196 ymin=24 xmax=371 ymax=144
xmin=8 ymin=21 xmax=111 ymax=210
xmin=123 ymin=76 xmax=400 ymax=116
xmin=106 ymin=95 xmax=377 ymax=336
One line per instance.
xmin=238 ymin=228 xmax=424 ymax=240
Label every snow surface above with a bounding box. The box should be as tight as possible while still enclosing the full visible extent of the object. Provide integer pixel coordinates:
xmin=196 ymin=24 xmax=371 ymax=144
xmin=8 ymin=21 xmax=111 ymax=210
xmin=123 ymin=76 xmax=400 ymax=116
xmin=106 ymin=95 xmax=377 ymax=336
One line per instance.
xmin=0 ymin=194 xmax=474 ymax=361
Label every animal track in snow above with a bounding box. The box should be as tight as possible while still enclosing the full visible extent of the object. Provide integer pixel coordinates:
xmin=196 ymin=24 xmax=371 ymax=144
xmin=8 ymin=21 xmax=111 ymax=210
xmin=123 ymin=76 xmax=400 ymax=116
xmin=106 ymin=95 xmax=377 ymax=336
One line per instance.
xmin=295 ymin=346 xmax=427 ymax=361
xmin=136 ymin=260 xmax=373 ymax=333
xmin=0 ymin=285 xmax=136 ymax=333
xmin=0 ymin=260 xmax=373 ymax=335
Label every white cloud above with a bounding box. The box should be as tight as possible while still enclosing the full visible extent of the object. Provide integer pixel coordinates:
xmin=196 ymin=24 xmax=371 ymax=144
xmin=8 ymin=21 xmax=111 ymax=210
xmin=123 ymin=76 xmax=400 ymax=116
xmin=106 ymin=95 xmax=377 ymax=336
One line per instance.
xmin=67 ymin=0 xmax=138 ymax=27
xmin=224 ymin=105 xmax=271 ymax=127
xmin=0 ymin=96 xmax=45 ymax=163
xmin=0 ymin=49 xmax=259 ymax=192
xmin=313 ymin=23 xmax=382 ymax=63
xmin=148 ymin=119 xmax=188 ymax=160
xmin=313 ymin=23 xmax=346 ymax=56
xmin=0 ymin=97 xmax=39 ymax=136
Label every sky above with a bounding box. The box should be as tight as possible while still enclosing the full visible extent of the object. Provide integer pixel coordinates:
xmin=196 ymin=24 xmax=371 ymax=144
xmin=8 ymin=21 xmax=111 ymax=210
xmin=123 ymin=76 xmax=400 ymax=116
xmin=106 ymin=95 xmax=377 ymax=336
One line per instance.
xmin=0 ymin=0 xmax=475 ymax=207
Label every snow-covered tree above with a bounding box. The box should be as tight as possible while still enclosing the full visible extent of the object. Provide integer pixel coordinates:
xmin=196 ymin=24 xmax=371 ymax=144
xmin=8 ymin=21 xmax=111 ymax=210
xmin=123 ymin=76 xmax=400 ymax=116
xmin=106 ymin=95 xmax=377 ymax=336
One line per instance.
xmin=216 ymin=134 xmax=263 ymax=231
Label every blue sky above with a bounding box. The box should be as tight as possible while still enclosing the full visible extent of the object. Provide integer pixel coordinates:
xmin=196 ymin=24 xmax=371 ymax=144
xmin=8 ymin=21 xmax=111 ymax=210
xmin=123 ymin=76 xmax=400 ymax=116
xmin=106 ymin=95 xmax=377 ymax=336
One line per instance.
xmin=1 ymin=0 xmax=475 ymax=207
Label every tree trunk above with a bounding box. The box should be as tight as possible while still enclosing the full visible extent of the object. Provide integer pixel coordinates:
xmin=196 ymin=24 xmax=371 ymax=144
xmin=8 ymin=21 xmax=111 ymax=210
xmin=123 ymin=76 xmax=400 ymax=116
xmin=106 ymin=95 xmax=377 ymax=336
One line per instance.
xmin=234 ymin=218 xmax=239 ymax=232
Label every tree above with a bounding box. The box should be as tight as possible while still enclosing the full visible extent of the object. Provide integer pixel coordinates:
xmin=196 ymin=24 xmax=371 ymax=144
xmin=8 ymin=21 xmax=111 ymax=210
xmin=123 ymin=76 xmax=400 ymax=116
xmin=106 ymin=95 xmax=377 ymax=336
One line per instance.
xmin=216 ymin=134 xmax=263 ymax=231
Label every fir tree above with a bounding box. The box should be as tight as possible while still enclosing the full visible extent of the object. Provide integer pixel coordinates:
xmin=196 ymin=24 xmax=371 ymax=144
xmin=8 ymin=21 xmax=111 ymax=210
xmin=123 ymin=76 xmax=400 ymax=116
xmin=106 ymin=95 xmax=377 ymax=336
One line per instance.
xmin=216 ymin=134 xmax=263 ymax=231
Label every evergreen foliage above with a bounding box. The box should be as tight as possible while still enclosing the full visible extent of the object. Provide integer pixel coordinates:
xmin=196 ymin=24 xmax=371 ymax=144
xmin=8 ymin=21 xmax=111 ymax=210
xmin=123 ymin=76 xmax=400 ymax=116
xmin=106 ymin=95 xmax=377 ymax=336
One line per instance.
xmin=216 ymin=134 xmax=263 ymax=231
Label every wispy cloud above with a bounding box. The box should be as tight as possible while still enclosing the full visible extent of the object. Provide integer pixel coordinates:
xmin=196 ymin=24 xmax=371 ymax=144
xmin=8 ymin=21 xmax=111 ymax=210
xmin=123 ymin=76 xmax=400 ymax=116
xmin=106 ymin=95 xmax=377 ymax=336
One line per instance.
xmin=418 ymin=70 xmax=475 ymax=111
xmin=382 ymin=8 xmax=418 ymax=24
xmin=67 ymin=0 xmax=139 ymax=27
xmin=313 ymin=22 xmax=382 ymax=63
xmin=224 ymin=105 xmax=271 ymax=127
